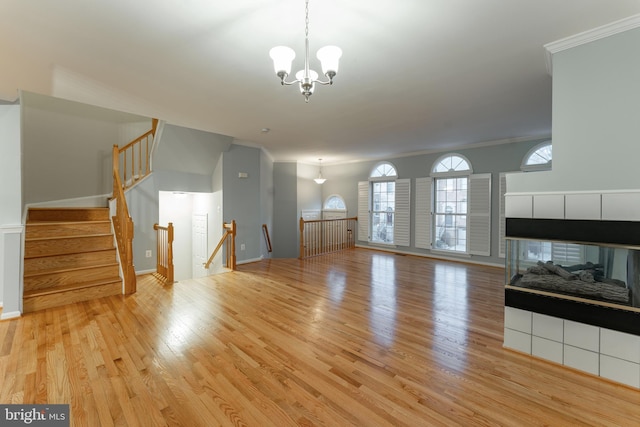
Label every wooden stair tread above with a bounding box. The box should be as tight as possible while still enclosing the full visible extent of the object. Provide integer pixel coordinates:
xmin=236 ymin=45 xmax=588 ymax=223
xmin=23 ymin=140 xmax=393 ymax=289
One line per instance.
xmin=26 ymin=233 xmax=113 ymax=241
xmin=24 ymin=262 xmax=119 ymax=278
xmin=27 ymin=220 xmax=111 ymax=225
xmin=23 ymin=206 xmax=123 ymax=313
xmin=23 ymin=277 xmax=122 ymax=298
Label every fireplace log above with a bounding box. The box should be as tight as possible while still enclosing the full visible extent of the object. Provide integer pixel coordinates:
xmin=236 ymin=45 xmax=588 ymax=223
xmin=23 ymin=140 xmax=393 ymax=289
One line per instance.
xmin=539 ymin=261 xmax=576 ymax=280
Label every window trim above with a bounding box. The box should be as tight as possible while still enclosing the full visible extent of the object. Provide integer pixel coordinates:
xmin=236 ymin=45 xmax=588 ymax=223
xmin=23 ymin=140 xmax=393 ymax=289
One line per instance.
xmin=431 ymin=153 xmax=473 ymax=177
xmin=521 ymin=140 xmax=552 ymax=172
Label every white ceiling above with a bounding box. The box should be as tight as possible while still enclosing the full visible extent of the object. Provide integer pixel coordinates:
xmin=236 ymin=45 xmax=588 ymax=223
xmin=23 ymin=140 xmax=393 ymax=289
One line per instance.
xmin=2 ymin=1 xmax=640 ymax=164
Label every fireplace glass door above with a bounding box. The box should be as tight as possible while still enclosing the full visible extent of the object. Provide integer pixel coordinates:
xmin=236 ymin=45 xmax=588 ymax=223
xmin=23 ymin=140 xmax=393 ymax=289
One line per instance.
xmin=506 ymin=238 xmax=640 ymax=308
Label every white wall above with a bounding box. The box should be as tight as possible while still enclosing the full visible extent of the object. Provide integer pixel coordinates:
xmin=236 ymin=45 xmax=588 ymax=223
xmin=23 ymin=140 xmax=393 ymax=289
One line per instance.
xmin=159 ymin=191 xmax=221 ymax=281
xmin=0 ymin=103 xmax=23 ymax=318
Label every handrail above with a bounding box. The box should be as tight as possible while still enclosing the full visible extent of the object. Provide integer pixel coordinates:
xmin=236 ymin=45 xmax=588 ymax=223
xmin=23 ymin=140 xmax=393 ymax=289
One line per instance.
xmin=299 ymin=216 xmax=357 ymax=259
xmin=204 ymin=220 xmax=236 ymax=270
xmin=115 ymin=118 xmax=158 ymax=191
xmin=111 ymin=156 xmax=137 ymax=294
xmin=110 ymin=119 xmax=158 ymax=295
xmin=262 ymin=223 xmax=272 ymax=253
xmin=153 ymin=222 xmax=174 ymax=284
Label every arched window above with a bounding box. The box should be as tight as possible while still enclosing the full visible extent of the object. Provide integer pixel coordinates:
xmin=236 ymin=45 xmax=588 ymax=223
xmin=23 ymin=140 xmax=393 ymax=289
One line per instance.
xmin=432 ymin=154 xmax=471 ymax=174
xmin=430 ymin=154 xmax=473 ymax=252
xmin=371 ymin=162 xmax=397 ymax=178
xmin=324 ymin=195 xmax=346 ymax=210
xmin=369 ymin=162 xmax=397 ymax=244
xmin=522 ymin=141 xmax=552 ymax=171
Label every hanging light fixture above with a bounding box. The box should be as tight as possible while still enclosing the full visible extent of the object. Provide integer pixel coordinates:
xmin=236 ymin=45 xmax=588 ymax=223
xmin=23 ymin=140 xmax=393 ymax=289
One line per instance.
xmin=269 ymin=0 xmax=342 ymax=102
xmin=314 ymin=158 xmax=326 ymax=184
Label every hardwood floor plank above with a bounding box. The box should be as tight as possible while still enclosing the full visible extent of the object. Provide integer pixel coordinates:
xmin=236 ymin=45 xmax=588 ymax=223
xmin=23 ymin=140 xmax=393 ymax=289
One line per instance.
xmin=2 ymin=248 xmax=640 ymax=425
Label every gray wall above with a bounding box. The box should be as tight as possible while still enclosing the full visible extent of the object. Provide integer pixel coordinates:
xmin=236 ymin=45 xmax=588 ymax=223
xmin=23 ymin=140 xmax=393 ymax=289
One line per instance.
xmin=260 ymin=152 xmax=274 ymax=258
xmin=319 ymin=139 xmax=545 ymax=266
xmin=222 ymin=145 xmax=263 ymax=263
xmin=128 ymin=123 xmax=232 ymax=271
xmin=273 ymin=163 xmax=298 ymax=258
xmin=0 ymin=102 xmax=23 ymax=318
xmin=21 ymin=92 xmax=150 ymax=205
xmin=509 ymin=27 xmax=640 ymax=193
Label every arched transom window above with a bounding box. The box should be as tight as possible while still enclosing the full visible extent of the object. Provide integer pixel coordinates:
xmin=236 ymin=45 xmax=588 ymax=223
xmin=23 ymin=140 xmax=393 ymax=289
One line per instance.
xmin=522 ymin=141 xmax=552 ymax=171
xmin=371 ymin=162 xmax=397 ymax=178
xmin=324 ymin=195 xmax=346 ymax=210
xmin=433 ymin=154 xmax=471 ymax=174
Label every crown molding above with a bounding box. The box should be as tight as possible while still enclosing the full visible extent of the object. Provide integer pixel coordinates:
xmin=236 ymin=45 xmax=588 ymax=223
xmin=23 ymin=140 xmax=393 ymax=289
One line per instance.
xmin=544 ymin=13 xmax=640 ymax=75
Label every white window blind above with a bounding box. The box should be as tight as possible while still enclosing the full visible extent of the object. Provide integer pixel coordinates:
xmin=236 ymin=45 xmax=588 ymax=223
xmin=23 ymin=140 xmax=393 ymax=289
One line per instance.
xmin=499 ymin=173 xmax=507 ymax=258
xmin=394 ymin=179 xmax=410 ymax=246
xmin=415 ymin=177 xmax=432 ymax=249
xmin=469 ymin=173 xmax=491 ymax=256
xmin=358 ymin=181 xmax=369 ymax=242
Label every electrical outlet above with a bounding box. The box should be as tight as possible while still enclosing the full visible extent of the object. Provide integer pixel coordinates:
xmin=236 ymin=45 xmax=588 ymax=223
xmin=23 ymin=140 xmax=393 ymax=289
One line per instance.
xmin=240 ymin=244 xmax=246 ymax=251
xmin=145 ymin=250 xmax=152 ymax=258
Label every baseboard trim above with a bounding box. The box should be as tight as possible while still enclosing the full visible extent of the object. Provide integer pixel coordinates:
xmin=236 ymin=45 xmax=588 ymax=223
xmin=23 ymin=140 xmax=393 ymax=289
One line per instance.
xmin=1 ymin=310 xmax=21 ymax=320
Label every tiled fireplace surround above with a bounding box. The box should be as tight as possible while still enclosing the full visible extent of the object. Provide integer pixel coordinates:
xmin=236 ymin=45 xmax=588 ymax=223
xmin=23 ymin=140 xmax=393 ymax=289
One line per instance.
xmin=504 ymin=191 xmax=640 ymax=388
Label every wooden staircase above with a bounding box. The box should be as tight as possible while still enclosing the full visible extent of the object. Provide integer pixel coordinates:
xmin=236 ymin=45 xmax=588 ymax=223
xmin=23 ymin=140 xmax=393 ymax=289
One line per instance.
xmin=24 ymin=207 xmax=123 ymax=313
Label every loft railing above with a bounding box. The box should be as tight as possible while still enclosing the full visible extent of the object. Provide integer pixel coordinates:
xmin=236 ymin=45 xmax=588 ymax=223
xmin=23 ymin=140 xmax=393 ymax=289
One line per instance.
xmin=153 ymin=222 xmax=174 ymax=284
xmin=111 ymin=166 xmax=136 ymax=294
xmin=262 ymin=223 xmax=273 ymax=253
xmin=115 ymin=118 xmax=158 ymax=191
xmin=299 ymin=216 xmax=357 ymax=259
xmin=204 ymin=221 xmax=237 ymax=271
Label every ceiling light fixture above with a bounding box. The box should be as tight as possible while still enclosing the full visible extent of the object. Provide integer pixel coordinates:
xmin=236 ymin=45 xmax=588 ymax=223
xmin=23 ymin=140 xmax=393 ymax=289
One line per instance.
xmin=314 ymin=158 xmax=326 ymax=184
xmin=269 ymin=0 xmax=342 ymax=103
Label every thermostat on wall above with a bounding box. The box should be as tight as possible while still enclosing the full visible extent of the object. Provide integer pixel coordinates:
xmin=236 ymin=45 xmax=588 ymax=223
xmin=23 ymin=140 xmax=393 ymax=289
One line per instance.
xmin=238 ymin=172 xmax=248 ymax=178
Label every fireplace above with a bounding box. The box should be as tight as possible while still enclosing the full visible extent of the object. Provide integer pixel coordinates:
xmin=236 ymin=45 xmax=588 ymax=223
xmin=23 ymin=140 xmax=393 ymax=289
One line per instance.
xmin=506 ymin=218 xmax=640 ymax=309
xmin=503 ymin=213 xmax=640 ymax=389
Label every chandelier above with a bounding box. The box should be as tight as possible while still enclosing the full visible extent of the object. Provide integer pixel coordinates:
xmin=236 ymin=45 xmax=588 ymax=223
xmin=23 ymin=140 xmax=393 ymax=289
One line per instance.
xmin=269 ymin=0 xmax=342 ymax=102
xmin=314 ymin=158 xmax=326 ymax=184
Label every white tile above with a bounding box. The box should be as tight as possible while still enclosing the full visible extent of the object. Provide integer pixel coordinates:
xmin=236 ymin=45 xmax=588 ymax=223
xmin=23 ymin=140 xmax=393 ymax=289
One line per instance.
xmin=602 ymin=192 xmax=640 ymax=221
xmin=564 ymin=320 xmax=599 ymax=352
xmin=565 ymin=193 xmax=601 ymax=220
xmin=600 ymin=355 xmax=640 ymax=388
xmin=505 ymin=195 xmax=533 ymax=218
xmin=504 ymin=307 xmax=532 ymax=334
xmin=533 ymin=194 xmax=565 ymax=219
xmin=504 ymin=328 xmax=531 ymax=354
xmin=532 ymin=313 xmax=563 ymax=342
xmin=532 ymin=336 xmax=563 ymax=364
xmin=601 ymin=328 xmax=640 ymax=363
xmin=564 ymin=345 xmax=599 ymax=376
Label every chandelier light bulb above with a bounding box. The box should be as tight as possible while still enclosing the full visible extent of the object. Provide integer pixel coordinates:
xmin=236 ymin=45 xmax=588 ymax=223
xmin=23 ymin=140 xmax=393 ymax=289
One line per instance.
xmin=317 ymin=46 xmax=342 ymax=77
xmin=269 ymin=46 xmax=296 ymax=77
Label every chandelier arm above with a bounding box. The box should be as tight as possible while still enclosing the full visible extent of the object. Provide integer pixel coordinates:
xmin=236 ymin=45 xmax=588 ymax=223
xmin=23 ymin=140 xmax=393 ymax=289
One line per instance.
xmin=312 ymin=78 xmax=334 ymax=86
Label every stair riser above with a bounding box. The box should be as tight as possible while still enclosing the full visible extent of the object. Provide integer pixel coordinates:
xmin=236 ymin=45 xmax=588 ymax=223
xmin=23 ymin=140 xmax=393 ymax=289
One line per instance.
xmin=25 ymin=235 xmax=115 ymax=258
xmin=24 ymin=265 xmax=120 ymax=292
xmin=24 ymin=249 xmax=117 ymax=275
xmin=28 ymin=208 xmax=110 ymax=222
xmin=23 ymin=282 xmax=122 ymax=313
xmin=26 ymin=222 xmax=112 ymax=239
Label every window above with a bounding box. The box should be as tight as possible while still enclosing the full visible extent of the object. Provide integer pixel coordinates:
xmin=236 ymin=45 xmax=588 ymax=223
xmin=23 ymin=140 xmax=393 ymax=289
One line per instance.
xmin=521 ymin=141 xmax=552 ymax=172
xmin=434 ymin=177 xmax=468 ymax=251
xmin=415 ymin=154 xmax=491 ymax=256
xmin=357 ymin=162 xmax=410 ymax=246
xmin=431 ymin=155 xmax=471 ymax=252
xmin=499 ymin=140 xmax=553 ymax=257
xmin=370 ymin=162 xmax=397 ymax=243
xmin=324 ymin=195 xmax=346 ymax=210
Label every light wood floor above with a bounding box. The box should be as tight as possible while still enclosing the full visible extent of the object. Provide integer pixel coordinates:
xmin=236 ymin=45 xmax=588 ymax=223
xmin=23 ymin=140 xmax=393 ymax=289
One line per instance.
xmin=1 ymin=249 xmax=640 ymax=426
